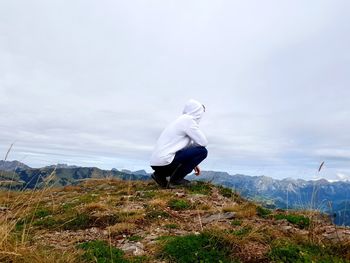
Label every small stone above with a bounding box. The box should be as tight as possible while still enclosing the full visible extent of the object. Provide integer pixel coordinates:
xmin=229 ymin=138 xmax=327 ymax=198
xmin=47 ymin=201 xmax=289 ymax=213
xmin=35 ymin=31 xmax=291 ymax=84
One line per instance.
xmin=202 ymin=212 xmax=236 ymax=224
xmin=89 ymin=227 xmax=98 ymax=233
xmin=0 ymin=207 xmax=9 ymax=212
xmin=281 ymin=226 xmax=293 ymax=232
xmin=121 ymin=242 xmax=145 ymax=256
xmin=175 ymin=192 xmax=186 ymax=197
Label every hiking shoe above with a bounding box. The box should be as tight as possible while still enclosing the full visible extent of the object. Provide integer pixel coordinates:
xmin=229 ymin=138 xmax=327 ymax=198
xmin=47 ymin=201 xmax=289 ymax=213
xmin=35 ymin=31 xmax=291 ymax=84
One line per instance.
xmin=151 ymin=173 xmax=168 ymax=188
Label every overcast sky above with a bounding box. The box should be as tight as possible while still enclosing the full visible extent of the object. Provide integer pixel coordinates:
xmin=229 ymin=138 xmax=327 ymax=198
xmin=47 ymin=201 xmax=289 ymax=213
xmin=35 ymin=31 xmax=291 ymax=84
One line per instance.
xmin=1 ymin=1 xmax=349 ymax=180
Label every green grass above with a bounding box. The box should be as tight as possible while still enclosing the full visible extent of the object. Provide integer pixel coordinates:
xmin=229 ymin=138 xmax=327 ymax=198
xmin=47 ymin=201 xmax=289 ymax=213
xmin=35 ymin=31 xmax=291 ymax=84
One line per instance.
xmin=77 ymin=193 xmax=99 ymax=204
xmin=77 ymin=240 xmax=150 ymax=263
xmin=256 ymin=206 xmax=272 ymax=219
xmin=167 ymin=199 xmax=191 ymax=211
xmin=274 ymin=214 xmax=310 ymax=229
xmin=33 ymin=207 xmax=51 ymax=218
xmin=217 ymin=186 xmax=236 ymax=198
xmin=63 ymin=212 xmax=92 ymax=230
xmin=231 ymin=220 xmax=242 ymax=226
xmin=32 ymin=216 xmax=60 ymax=228
xmin=30 ymin=212 xmax=92 ymax=230
xmin=77 ymin=240 xmax=128 ymax=263
xmin=164 ymin=223 xmax=179 ymax=229
xmin=141 ymin=191 xmax=156 ymax=199
xmin=61 ymin=202 xmax=76 ymax=211
xmin=230 ymin=226 xmax=252 ymax=237
xmin=269 ymin=241 xmax=350 ymax=263
xmin=159 ymin=233 xmax=238 ymax=263
xmin=186 ymin=181 xmax=212 ymax=195
xmin=128 ymin=235 xmax=143 ymax=241
xmin=146 ymin=209 xmax=170 ymax=220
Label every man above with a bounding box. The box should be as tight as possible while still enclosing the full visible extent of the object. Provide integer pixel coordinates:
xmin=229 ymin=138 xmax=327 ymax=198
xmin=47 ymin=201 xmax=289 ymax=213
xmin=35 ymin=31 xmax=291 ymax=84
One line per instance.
xmin=150 ymin=99 xmax=208 ymax=188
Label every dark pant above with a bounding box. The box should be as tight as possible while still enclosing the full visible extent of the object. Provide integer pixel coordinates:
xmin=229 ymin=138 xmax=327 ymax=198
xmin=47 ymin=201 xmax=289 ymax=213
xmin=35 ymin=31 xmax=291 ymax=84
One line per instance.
xmin=151 ymin=146 xmax=208 ymax=182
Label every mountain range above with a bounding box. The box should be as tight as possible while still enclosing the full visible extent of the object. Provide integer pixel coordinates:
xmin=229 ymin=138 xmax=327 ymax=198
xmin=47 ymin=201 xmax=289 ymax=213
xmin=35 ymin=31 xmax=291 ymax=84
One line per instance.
xmin=1 ymin=160 xmax=349 ymax=226
xmin=0 ymin=160 xmax=150 ymax=190
xmin=188 ymin=171 xmax=350 ymax=226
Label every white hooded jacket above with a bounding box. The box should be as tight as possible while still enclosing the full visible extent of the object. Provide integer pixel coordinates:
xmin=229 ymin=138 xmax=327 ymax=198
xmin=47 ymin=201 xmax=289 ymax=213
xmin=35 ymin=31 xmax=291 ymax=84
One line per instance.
xmin=150 ymin=99 xmax=208 ymax=166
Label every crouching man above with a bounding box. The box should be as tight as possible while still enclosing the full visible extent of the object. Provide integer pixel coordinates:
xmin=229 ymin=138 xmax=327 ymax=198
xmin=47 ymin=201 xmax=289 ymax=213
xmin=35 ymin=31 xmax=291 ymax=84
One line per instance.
xmin=150 ymin=99 xmax=208 ymax=188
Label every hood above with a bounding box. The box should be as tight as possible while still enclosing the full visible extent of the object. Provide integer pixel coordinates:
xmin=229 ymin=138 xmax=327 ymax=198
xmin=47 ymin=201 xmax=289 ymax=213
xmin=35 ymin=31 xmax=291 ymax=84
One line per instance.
xmin=182 ymin=99 xmax=205 ymax=123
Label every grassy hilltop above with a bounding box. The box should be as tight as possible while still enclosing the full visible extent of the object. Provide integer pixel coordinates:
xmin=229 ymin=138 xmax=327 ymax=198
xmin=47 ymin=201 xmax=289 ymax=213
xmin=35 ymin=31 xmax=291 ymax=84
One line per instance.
xmin=0 ymin=178 xmax=350 ymax=263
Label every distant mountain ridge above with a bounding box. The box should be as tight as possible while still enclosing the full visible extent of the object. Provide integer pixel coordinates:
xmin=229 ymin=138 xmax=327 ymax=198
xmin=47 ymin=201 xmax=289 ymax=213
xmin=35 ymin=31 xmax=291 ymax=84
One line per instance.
xmin=0 ymin=160 xmax=31 ymax=171
xmin=188 ymin=171 xmax=350 ymax=226
xmin=0 ymin=160 xmax=150 ymax=190
xmin=1 ymin=160 xmax=350 ymax=226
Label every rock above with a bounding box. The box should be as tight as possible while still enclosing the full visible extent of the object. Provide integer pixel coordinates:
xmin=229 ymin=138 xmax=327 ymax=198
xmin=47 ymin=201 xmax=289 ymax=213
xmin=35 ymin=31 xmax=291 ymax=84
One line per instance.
xmin=202 ymin=212 xmax=236 ymax=224
xmin=281 ymin=226 xmax=293 ymax=232
xmin=175 ymin=192 xmax=186 ymax=198
xmin=144 ymin=234 xmax=158 ymax=241
xmin=88 ymin=227 xmax=99 ymax=234
xmin=0 ymin=206 xmax=9 ymax=212
xmin=323 ymin=232 xmax=340 ymax=241
xmin=120 ymin=242 xmax=144 ymax=256
xmin=189 ymin=194 xmax=207 ymax=201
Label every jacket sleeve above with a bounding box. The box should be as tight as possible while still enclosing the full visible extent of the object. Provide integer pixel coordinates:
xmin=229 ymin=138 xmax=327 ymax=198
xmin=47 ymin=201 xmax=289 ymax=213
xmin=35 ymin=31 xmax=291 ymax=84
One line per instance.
xmin=185 ymin=119 xmax=208 ymax=147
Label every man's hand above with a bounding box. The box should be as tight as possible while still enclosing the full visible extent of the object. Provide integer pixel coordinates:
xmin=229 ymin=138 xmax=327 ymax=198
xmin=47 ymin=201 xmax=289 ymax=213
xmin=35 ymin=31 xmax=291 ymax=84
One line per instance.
xmin=194 ymin=166 xmax=201 ymax=176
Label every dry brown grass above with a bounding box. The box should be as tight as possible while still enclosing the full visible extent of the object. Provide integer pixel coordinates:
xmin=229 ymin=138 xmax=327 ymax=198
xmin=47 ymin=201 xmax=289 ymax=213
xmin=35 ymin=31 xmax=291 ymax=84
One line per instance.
xmin=222 ymin=205 xmax=237 ymax=213
xmin=0 ymin=243 xmax=81 ymax=263
xmin=108 ymin=222 xmax=137 ymax=236
xmin=233 ymin=202 xmax=257 ymax=218
xmin=82 ymin=202 xmax=110 ymax=213
xmin=149 ymin=197 xmax=168 ymax=207
xmin=119 ymin=210 xmax=145 ymax=223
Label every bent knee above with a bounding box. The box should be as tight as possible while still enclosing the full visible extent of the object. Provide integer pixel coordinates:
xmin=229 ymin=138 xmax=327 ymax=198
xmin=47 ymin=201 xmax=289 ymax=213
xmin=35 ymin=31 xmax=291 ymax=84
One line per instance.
xmin=198 ymin=146 xmax=208 ymax=158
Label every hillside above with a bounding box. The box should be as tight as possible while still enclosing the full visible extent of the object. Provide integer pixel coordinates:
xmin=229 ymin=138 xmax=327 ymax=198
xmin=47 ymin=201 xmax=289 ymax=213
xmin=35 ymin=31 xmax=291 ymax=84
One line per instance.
xmin=1 ymin=178 xmax=350 ymax=262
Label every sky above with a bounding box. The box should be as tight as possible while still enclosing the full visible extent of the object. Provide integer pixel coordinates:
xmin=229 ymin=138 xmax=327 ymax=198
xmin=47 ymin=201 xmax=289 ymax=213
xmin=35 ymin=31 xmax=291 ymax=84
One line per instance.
xmin=0 ymin=1 xmax=349 ymax=181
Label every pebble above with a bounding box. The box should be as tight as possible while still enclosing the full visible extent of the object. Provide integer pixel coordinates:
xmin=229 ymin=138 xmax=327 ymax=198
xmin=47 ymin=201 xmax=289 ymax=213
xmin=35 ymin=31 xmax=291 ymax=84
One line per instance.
xmin=202 ymin=212 xmax=236 ymax=224
xmin=120 ymin=242 xmax=145 ymax=256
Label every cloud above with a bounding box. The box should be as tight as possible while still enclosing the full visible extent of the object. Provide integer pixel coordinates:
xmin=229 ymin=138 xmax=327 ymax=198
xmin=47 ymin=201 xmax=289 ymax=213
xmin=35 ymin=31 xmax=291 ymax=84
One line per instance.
xmin=336 ymin=173 xmax=350 ymax=182
xmin=0 ymin=0 xmax=349 ymax=179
